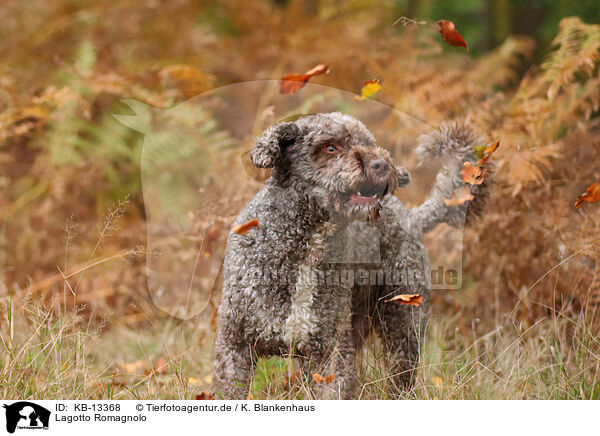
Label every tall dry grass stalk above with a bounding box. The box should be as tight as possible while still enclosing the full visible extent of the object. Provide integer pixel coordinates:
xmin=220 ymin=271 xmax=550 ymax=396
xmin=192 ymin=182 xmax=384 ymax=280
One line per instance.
xmin=2 ymin=297 xmax=600 ymax=399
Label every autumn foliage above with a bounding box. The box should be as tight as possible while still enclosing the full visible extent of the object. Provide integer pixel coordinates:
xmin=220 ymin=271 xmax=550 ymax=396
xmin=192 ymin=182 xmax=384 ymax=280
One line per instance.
xmin=1 ymin=0 xmax=600 ymax=351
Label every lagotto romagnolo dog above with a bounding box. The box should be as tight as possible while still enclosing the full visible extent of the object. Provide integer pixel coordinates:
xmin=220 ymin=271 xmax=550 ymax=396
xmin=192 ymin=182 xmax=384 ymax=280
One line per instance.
xmin=213 ymin=112 xmax=488 ymax=399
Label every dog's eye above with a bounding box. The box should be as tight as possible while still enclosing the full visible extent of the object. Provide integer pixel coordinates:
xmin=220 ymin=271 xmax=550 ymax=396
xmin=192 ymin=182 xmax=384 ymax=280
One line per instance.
xmin=325 ymin=145 xmax=338 ymax=153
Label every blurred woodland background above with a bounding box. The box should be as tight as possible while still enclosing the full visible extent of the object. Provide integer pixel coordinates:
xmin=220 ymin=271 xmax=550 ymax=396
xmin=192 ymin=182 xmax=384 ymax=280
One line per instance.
xmin=1 ymin=0 xmax=600 ymax=399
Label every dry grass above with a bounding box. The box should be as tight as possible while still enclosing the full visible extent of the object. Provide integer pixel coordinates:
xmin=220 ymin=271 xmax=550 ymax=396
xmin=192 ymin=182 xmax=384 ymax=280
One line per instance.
xmin=2 ymin=297 xmax=600 ymax=400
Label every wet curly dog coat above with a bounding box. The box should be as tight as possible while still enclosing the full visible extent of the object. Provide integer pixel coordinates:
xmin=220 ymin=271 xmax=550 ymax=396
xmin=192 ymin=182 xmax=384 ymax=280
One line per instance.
xmin=214 ymin=113 xmax=487 ymax=399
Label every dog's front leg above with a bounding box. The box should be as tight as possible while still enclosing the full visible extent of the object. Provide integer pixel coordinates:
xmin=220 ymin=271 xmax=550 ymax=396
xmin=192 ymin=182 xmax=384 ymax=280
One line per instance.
xmin=303 ymin=333 xmax=358 ymax=400
xmin=373 ymin=300 xmax=428 ymax=395
xmin=213 ymin=327 xmax=255 ymax=400
xmin=300 ymin=286 xmax=358 ymax=400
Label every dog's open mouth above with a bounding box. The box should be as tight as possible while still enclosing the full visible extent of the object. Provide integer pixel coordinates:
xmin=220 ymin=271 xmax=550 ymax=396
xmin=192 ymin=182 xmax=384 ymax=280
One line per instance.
xmin=340 ymin=182 xmax=388 ymax=207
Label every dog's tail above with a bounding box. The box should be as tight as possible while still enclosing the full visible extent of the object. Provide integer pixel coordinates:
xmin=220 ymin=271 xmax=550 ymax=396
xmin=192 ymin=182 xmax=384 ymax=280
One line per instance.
xmin=410 ymin=119 xmax=492 ymax=234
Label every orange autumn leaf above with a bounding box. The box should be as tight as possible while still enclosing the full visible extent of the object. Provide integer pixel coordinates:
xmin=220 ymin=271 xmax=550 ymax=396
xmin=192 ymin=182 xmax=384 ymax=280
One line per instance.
xmin=280 ymin=64 xmax=330 ymax=95
xmin=461 ymin=162 xmax=488 ymax=185
xmin=232 ymin=218 xmax=259 ymax=235
xmin=476 ymin=141 xmax=500 ymax=166
xmin=437 ymin=20 xmax=469 ymax=52
xmin=355 ymin=79 xmax=381 ymax=100
xmin=324 ymin=374 xmax=336 ymax=384
xmin=195 ymin=391 xmax=215 ymax=400
xmin=574 ymin=182 xmax=600 ymax=209
xmin=443 ymin=186 xmax=474 ymax=207
xmin=311 ymin=373 xmax=324 ymax=383
xmin=385 ymin=293 xmax=423 ymax=306
xmin=311 ymin=372 xmax=336 ymax=384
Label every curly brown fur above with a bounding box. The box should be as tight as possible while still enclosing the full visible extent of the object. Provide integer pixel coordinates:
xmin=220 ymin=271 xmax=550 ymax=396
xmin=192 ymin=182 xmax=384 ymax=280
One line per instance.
xmin=412 ymin=119 xmax=492 ymax=232
xmin=214 ymin=113 xmax=488 ymax=399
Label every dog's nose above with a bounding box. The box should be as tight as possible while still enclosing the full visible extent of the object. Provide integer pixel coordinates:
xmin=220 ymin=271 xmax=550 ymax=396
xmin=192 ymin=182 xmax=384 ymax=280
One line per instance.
xmin=367 ymin=158 xmax=389 ymax=176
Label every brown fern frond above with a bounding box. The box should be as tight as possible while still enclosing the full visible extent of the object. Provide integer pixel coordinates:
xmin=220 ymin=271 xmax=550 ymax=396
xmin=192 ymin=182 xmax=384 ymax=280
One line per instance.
xmin=502 ymin=144 xmax=561 ymax=195
xmin=519 ymin=17 xmax=600 ymax=102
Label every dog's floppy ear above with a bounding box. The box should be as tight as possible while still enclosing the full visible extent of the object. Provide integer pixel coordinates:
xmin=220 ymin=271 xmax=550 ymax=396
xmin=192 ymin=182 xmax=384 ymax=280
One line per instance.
xmin=250 ymin=122 xmax=300 ymax=168
xmin=396 ymin=166 xmax=411 ymax=188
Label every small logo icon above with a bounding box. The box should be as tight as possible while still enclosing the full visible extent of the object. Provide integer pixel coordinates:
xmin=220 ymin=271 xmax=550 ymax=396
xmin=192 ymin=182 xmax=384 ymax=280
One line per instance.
xmin=2 ymin=402 xmax=50 ymax=433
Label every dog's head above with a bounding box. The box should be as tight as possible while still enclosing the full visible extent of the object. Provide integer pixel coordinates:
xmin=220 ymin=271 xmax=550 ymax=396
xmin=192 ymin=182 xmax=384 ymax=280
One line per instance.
xmin=250 ymin=112 xmax=410 ymax=221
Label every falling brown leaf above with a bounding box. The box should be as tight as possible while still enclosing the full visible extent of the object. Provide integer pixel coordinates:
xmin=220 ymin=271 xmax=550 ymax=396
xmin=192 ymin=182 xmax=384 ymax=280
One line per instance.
xmin=443 ymin=186 xmax=474 ymax=207
xmin=280 ymin=64 xmax=330 ymax=95
xmin=385 ymin=293 xmax=423 ymax=306
xmin=232 ymin=218 xmax=259 ymax=235
xmin=311 ymin=372 xmax=336 ymax=384
xmin=195 ymin=391 xmax=215 ymax=400
xmin=461 ymin=162 xmax=488 ymax=185
xmin=475 ymin=141 xmax=500 ymax=166
xmin=437 ymin=20 xmax=469 ymax=52
xmin=574 ymin=182 xmax=600 ymax=209
xmin=355 ymin=79 xmax=381 ymax=100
